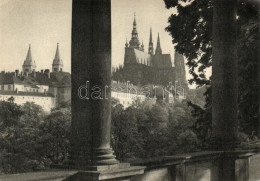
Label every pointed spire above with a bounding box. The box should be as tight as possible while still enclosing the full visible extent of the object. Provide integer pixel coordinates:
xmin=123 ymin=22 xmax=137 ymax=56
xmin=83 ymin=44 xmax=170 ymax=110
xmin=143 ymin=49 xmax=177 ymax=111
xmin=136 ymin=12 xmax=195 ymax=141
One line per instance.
xmin=129 ymin=13 xmax=140 ymax=49
xmin=148 ymin=28 xmax=154 ymax=54
xmin=149 ymin=28 xmax=153 ymax=43
xmin=133 ymin=12 xmax=136 ymax=26
xmin=55 ymin=43 xmax=61 ymax=60
xmin=52 ymin=43 xmax=63 ymax=72
xmin=155 ymin=33 xmax=162 ymax=55
xmin=25 ymin=44 xmax=32 ymax=62
xmin=23 ymin=44 xmax=36 ymax=73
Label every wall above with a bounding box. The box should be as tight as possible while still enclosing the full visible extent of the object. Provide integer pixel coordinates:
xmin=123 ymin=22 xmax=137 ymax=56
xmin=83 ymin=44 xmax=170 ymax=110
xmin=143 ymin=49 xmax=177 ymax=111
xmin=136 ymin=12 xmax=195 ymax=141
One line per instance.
xmin=111 ymin=91 xmax=147 ymax=108
xmin=0 ymin=94 xmax=55 ymax=113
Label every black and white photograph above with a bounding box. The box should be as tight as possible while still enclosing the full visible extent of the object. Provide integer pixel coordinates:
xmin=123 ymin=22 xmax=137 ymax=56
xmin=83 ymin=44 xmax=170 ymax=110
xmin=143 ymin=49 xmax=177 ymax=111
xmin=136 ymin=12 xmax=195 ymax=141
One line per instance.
xmin=0 ymin=0 xmax=259 ymax=180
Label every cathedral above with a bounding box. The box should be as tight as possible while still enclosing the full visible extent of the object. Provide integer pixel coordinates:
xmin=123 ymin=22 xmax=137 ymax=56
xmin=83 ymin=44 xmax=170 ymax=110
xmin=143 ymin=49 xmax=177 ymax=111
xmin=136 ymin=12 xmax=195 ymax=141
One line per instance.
xmin=112 ymin=15 xmax=188 ymax=90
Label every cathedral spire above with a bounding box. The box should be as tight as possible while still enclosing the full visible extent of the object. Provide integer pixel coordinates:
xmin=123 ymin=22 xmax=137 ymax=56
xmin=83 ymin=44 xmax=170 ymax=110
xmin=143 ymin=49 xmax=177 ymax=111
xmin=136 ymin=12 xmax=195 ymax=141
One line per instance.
xmin=55 ymin=43 xmax=61 ymax=60
xmin=129 ymin=13 xmax=140 ymax=49
xmin=148 ymin=27 xmax=154 ymax=54
xmin=133 ymin=12 xmax=137 ymax=26
xmin=52 ymin=43 xmax=63 ymax=72
xmin=23 ymin=44 xmax=36 ymax=73
xmin=155 ymin=33 xmax=162 ymax=55
xmin=26 ymin=44 xmax=32 ymax=62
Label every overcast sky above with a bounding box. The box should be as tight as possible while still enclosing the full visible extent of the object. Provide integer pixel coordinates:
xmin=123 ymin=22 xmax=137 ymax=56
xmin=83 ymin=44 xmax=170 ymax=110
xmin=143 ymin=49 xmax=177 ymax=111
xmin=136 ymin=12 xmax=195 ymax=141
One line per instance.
xmin=0 ymin=0 xmax=194 ymax=87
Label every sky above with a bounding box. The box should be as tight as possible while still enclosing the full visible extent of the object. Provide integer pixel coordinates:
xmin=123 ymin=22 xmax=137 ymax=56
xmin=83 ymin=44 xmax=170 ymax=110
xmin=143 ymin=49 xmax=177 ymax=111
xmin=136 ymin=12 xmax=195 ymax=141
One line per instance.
xmin=0 ymin=0 xmax=194 ymax=87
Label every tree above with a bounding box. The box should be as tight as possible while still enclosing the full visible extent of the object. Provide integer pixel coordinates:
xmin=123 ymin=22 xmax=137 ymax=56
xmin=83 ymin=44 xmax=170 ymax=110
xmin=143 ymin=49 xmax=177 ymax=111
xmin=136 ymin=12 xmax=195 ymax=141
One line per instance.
xmin=164 ymin=0 xmax=259 ymax=137
xmin=39 ymin=103 xmax=71 ymax=165
xmin=0 ymin=101 xmax=23 ymax=129
xmin=111 ymin=99 xmax=200 ymax=160
xmin=111 ymin=98 xmax=144 ymax=161
xmin=0 ymin=101 xmax=45 ymax=173
xmin=0 ymin=101 xmax=72 ymax=174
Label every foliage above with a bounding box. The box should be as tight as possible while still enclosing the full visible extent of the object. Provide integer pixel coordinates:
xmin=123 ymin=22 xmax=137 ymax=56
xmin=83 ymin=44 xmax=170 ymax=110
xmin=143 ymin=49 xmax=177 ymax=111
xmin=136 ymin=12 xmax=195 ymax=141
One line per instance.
xmin=163 ymin=0 xmax=259 ymax=137
xmin=111 ymin=98 xmax=200 ymax=161
xmin=0 ymin=101 xmax=71 ymax=174
xmin=111 ymin=99 xmax=144 ymax=161
xmin=0 ymin=101 xmax=45 ymax=174
xmin=39 ymin=103 xmax=71 ymax=165
xmin=0 ymin=101 xmax=23 ymax=129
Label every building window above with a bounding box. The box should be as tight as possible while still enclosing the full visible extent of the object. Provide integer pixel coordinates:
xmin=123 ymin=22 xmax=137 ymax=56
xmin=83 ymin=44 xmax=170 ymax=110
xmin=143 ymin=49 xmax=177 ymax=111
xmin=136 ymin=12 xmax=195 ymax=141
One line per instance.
xmin=8 ymin=85 xmax=11 ymax=91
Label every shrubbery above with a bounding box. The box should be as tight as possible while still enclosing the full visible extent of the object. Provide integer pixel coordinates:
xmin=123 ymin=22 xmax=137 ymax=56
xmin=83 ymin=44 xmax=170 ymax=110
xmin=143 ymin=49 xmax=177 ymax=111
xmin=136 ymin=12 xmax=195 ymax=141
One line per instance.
xmin=111 ymin=98 xmax=200 ymax=161
xmin=0 ymin=101 xmax=71 ymax=174
xmin=0 ymin=99 xmax=199 ymax=174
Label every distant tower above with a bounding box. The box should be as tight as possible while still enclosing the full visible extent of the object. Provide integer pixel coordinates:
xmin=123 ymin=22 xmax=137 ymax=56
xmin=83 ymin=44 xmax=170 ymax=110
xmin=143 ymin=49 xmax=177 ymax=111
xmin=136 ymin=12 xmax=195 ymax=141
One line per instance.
xmin=52 ymin=43 xmax=63 ymax=72
xmin=129 ymin=13 xmax=140 ymax=49
xmin=155 ymin=33 xmax=162 ymax=55
xmin=174 ymin=52 xmax=187 ymax=86
xmin=23 ymin=44 xmax=36 ymax=73
xmin=148 ymin=28 xmax=154 ymax=55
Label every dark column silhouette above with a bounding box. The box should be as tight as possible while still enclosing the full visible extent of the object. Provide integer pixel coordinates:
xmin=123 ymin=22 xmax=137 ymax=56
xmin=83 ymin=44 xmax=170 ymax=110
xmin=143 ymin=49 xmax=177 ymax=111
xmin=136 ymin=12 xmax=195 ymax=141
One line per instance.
xmin=211 ymin=0 xmax=239 ymax=149
xmin=71 ymin=0 xmax=118 ymax=168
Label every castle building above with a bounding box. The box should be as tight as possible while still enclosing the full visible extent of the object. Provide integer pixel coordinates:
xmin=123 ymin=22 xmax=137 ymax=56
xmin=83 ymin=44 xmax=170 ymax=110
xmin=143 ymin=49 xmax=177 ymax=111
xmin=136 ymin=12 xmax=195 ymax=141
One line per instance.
xmin=0 ymin=44 xmax=71 ymax=113
xmin=112 ymin=15 xmax=188 ymax=92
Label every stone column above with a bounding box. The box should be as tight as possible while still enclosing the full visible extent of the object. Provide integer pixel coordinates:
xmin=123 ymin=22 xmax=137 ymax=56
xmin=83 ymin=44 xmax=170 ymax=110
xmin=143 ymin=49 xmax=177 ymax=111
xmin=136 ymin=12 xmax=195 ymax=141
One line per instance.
xmin=70 ymin=1 xmax=145 ymax=180
xmin=71 ymin=0 xmax=118 ymax=168
xmin=211 ymin=0 xmax=239 ymax=149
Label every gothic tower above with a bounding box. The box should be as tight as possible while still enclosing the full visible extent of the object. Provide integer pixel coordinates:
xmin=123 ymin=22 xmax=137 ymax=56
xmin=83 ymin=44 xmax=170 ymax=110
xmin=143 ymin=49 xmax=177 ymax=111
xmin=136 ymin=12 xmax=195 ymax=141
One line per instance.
xmin=148 ymin=28 xmax=154 ymax=55
xmin=52 ymin=43 xmax=64 ymax=72
xmin=155 ymin=33 xmax=162 ymax=55
xmin=174 ymin=52 xmax=188 ymax=90
xmin=129 ymin=14 xmax=141 ymax=49
xmin=23 ymin=44 xmax=36 ymax=73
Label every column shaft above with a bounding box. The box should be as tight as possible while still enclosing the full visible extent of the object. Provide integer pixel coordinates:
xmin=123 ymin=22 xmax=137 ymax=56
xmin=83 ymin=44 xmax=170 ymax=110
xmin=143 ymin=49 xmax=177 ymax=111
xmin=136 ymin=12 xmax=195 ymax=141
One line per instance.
xmin=71 ymin=0 xmax=118 ymax=168
xmin=212 ymin=0 xmax=239 ymax=148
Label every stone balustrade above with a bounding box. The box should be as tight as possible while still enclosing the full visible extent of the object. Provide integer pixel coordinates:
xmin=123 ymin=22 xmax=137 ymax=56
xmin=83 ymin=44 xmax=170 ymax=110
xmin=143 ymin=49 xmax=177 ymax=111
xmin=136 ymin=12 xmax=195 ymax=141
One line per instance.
xmin=0 ymin=150 xmax=259 ymax=181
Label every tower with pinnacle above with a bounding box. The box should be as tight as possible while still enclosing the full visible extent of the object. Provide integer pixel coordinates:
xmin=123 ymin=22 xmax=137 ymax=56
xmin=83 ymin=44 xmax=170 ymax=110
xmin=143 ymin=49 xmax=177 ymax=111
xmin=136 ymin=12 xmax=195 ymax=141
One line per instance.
xmin=23 ymin=44 xmax=36 ymax=73
xmin=155 ymin=33 xmax=162 ymax=55
xmin=52 ymin=43 xmax=63 ymax=72
xmin=148 ymin=28 xmax=154 ymax=55
xmin=128 ymin=13 xmax=141 ymax=50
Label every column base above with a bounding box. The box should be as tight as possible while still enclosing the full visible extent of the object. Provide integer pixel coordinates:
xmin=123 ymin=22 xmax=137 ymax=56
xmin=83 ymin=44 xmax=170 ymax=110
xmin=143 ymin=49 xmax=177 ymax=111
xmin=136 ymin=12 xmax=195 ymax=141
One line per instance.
xmin=91 ymin=148 xmax=119 ymax=166
xmin=70 ymin=148 xmax=119 ymax=170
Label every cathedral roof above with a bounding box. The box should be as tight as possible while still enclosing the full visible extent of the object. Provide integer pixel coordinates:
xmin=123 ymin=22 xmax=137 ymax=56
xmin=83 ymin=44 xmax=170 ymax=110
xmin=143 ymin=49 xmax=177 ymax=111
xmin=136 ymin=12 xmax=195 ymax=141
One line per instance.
xmin=133 ymin=48 xmax=151 ymax=64
xmin=152 ymin=54 xmax=172 ymax=68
